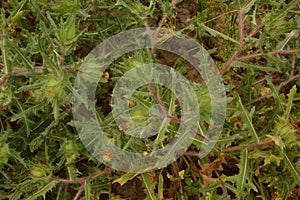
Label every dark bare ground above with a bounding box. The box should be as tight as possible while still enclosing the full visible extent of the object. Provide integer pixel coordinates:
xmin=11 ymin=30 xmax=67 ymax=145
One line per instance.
xmin=111 ymin=178 xmax=146 ymax=200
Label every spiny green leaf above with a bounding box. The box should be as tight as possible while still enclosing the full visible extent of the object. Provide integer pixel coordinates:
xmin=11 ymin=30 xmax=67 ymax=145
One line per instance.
xmin=16 ymin=99 xmax=33 ymax=135
xmin=235 ymin=93 xmax=260 ymax=143
xmin=7 ymin=147 xmax=27 ymax=168
xmin=199 ymin=182 xmax=222 ymax=193
xmin=30 ymin=0 xmax=49 ymax=28
xmin=225 ymin=149 xmax=257 ymax=198
xmin=282 ymin=153 xmax=300 ymax=185
xmin=283 ymin=85 xmax=297 ymax=120
xmin=242 ymin=0 xmax=257 ymax=14
xmin=198 ymin=24 xmax=240 ymax=45
xmin=215 ymin=134 xmax=242 ymax=148
xmin=58 ymin=14 xmax=77 ymax=44
xmin=113 ymin=173 xmax=137 ymax=186
xmin=158 ymin=173 xmax=164 ymax=200
xmin=9 ymin=0 xmax=28 ymax=21
xmin=264 ymin=0 xmax=300 ymax=26
xmin=6 ymin=39 xmax=34 ymax=70
xmin=0 ymin=143 xmax=9 ymax=170
xmin=24 ymin=181 xmax=57 ymax=200
xmin=154 ymin=118 xmax=171 ymax=145
xmin=11 ymin=104 xmax=44 ymax=122
xmin=232 ymin=61 xmax=279 ymax=72
xmin=10 ymin=189 xmax=23 ymax=200
xmin=142 ymin=173 xmax=157 ymax=200
xmin=84 ymin=180 xmax=91 ymax=200
xmin=157 ymin=128 xmax=193 ymax=168
xmin=29 ymin=135 xmax=44 ymax=152
xmin=237 ymin=149 xmax=248 ymax=195
xmin=51 ymin=0 xmax=80 ymax=14
xmin=276 ymin=30 xmax=298 ymax=50
xmin=266 ymin=76 xmax=284 ymax=112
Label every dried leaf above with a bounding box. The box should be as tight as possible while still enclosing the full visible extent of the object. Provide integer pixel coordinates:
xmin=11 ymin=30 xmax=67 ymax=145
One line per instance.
xmin=200 ymin=158 xmax=226 ymax=176
xmin=201 ymin=174 xmax=218 ymax=187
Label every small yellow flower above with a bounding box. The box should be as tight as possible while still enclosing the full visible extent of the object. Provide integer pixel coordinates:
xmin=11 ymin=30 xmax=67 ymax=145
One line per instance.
xmin=102 ymin=153 xmax=112 ymax=162
xmin=142 ymin=151 xmax=148 ymax=156
xmin=103 ymin=71 xmax=109 ymax=80
xmin=127 ymin=99 xmax=136 ymax=107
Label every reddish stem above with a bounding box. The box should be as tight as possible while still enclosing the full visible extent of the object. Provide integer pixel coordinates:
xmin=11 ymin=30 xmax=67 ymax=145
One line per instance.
xmin=147 ymin=83 xmax=221 ymax=153
xmin=147 ymin=84 xmax=168 ymax=116
xmin=238 ymin=0 xmax=243 ymax=46
xmin=59 ymin=45 xmax=66 ymax=67
xmin=51 ymin=168 xmax=112 ymax=184
xmin=152 ymin=0 xmax=177 ymax=40
xmin=236 ymin=49 xmax=300 ymax=61
xmin=73 ymin=181 xmax=85 ymax=200
xmin=219 ymin=2 xmax=243 ymax=75
xmin=248 ymin=25 xmax=264 ymax=37
xmin=83 ymin=0 xmax=98 ymax=13
xmin=291 ymin=56 xmax=295 ymax=76
xmin=219 ymin=50 xmax=239 ymax=75
xmin=0 ymin=75 xmax=8 ymax=86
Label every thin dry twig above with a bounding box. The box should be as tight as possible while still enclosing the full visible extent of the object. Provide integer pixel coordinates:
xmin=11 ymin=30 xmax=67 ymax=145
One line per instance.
xmin=204 ymin=10 xmax=238 ymax=24
xmin=51 ymin=167 xmax=112 ymax=184
xmin=144 ymin=0 xmax=177 ymax=51
xmin=185 ymin=138 xmax=274 ymax=156
xmin=152 ymin=13 xmax=168 ymax=41
xmin=220 ymin=138 xmax=274 ymax=153
xmin=252 ymin=77 xmax=267 ymax=86
xmin=172 ymin=162 xmax=183 ymax=195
